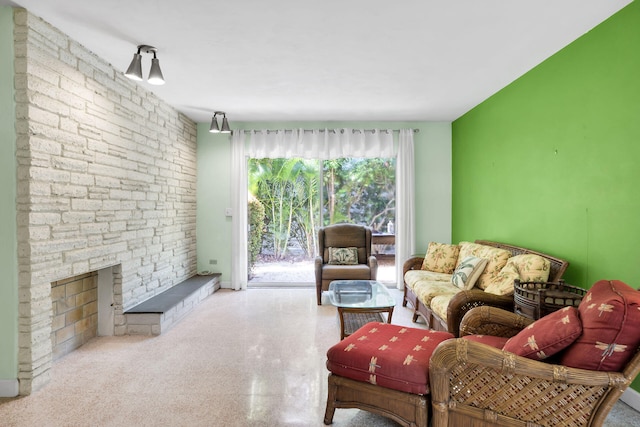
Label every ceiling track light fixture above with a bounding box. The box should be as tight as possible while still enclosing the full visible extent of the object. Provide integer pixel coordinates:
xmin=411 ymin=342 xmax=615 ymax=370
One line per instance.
xmin=209 ymin=111 xmax=232 ymax=134
xmin=125 ymin=44 xmax=165 ymax=85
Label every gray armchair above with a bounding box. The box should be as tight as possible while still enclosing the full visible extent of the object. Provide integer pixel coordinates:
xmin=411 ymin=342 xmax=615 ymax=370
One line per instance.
xmin=315 ymin=223 xmax=378 ymax=305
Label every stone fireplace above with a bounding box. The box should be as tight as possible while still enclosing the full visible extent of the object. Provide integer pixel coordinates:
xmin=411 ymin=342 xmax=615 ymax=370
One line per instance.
xmin=50 ymin=271 xmax=99 ymax=361
xmin=50 ymin=266 xmax=121 ymax=360
xmin=13 ymin=9 xmax=198 ymax=394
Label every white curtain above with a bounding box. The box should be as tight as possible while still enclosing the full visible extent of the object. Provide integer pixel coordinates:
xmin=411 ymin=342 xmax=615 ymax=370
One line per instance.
xmin=248 ymin=129 xmax=394 ymax=159
xmin=231 ymin=128 xmax=414 ymax=288
xmin=230 ymin=130 xmax=248 ymax=290
xmin=395 ymin=129 xmax=415 ymax=289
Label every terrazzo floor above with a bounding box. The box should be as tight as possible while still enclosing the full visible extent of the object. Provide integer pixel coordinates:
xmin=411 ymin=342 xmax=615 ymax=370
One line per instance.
xmin=0 ymin=287 xmax=638 ymax=426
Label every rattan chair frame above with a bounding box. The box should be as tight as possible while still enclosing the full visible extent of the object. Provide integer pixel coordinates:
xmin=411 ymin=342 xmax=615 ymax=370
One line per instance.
xmin=323 ymin=373 xmax=429 ymax=427
xmin=429 ymin=306 xmax=640 ymax=427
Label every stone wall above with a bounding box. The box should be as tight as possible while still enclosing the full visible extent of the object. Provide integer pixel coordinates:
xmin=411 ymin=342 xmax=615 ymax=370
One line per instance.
xmin=13 ymin=9 xmax=198 ymax=394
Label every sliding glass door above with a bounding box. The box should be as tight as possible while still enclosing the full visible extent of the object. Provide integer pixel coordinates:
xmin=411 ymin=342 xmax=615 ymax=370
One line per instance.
xmin=248 ymin=157 xmax=396 ymax=285
xmin=322 ymin=157 xmax=397 ymax=283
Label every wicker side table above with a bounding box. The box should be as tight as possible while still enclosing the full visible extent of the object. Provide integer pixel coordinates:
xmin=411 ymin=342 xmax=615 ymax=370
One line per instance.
xmin=514 ymin=279 xmax=586 ymax=320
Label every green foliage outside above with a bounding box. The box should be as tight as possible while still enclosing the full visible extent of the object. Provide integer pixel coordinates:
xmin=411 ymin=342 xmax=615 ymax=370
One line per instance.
xmin=249 ymin=157 xmax=395 ymax=261
xmin=248 ymin=196 xmax=265 ymax=275
xmin=249 ymin=158 xmax=320 ymax=260
xmin=323 ymin=158 xmax=396 ymax=230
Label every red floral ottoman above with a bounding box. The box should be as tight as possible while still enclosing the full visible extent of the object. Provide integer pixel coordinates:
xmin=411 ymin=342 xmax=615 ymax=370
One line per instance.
xmin=323 ymin=322 xmax=454 ymax=426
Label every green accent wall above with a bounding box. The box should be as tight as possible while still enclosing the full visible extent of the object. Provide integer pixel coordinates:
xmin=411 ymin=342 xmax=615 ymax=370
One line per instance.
xmin=452 ymin=1 xmax=640 ymax=392
xmin=196 ymin=121 xmax=451 ymax=284
xmin=0 ymin=6 xmax=18 ymax=387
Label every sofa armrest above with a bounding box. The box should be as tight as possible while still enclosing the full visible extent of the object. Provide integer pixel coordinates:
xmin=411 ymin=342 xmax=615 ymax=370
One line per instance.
xmin=402 ymin=256 xmax=424 ymax=277
xmin=459 ymin=306 xmax=534 ymax=338
xmin=429 ymin=339 xmax=631 ymax=427
xmin=446 ymin=290 xmax=514 ymax=337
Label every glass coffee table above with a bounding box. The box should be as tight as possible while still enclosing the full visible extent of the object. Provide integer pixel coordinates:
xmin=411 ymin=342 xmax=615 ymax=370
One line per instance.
xmin=328 ymin=280 xmax=396 ymax=339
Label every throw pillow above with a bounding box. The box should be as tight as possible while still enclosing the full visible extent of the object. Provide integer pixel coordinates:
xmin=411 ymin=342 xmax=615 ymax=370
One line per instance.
xmin=456 ymin=242 xmax=511 ymax=290
xmin=451 ymin=256 xmax=488 ymax=290
xmin=503 ymin=306 xmax=582 ymax=360
xmin=560 ymin=280 xmax=640 ymax=371
xmin=485 ymin=254 xmax=551 ymax=296
xmin=513 ymin=254 xmax=551 ymax=282
xmin=328 ymin=247 xmax=359 ymax=265
xmin=484 ymin=262 xmax=520 ymax=296
xmin=421 ymin=242 xmax=460 ymax=274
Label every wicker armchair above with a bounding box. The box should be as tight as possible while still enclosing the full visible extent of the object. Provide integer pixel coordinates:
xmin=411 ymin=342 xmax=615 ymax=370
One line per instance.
xmin=429 ymin=306 xmax=640 ymax=427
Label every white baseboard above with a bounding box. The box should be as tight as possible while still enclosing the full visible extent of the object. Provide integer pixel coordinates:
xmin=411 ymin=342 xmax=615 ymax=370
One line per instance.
xmin=0 ymin=379 xmax=19 ymax=397
xmin=621 ymin=387 xmax=640 ymax=412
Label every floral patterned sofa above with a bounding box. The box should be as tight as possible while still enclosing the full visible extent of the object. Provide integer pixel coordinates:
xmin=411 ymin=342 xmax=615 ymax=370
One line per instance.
xmin=402 ymin=240 xmax=569 ymax=336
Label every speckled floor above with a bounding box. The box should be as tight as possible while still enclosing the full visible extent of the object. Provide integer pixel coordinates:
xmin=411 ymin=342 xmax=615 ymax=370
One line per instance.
xmin=0 ymin=288 xmax=638 ymax=426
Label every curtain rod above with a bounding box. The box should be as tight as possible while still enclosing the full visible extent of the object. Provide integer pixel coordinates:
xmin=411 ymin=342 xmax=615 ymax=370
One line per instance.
xmin=249 ymin=128 xmax=419 ymax=134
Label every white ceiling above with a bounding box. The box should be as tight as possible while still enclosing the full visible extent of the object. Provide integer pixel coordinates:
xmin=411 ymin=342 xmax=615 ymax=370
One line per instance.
xmin=1 ymin=0 xmax=632 ymax=123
